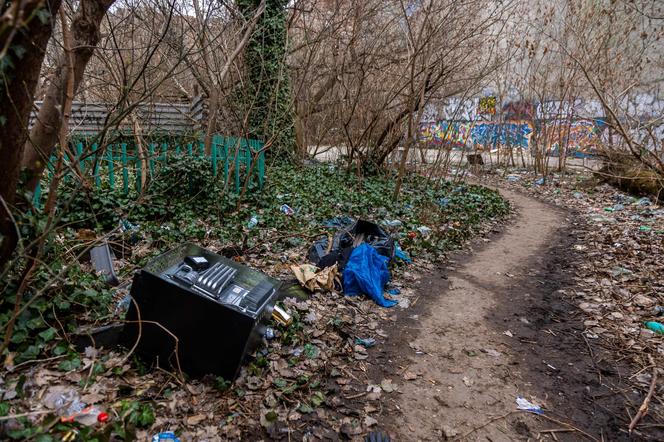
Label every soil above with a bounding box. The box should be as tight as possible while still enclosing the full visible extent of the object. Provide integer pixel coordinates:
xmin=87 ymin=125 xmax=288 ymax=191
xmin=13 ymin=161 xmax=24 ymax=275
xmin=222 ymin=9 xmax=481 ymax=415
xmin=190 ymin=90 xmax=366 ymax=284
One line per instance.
xmin=366 ymin=186 xmax=660 ymax=441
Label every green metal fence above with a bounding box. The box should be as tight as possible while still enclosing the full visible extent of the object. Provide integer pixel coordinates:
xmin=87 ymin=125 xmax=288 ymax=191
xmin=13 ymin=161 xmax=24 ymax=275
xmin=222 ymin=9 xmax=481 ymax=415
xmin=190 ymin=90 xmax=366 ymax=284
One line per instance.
xmin=33 ymin=133 xmax=265 ymax=208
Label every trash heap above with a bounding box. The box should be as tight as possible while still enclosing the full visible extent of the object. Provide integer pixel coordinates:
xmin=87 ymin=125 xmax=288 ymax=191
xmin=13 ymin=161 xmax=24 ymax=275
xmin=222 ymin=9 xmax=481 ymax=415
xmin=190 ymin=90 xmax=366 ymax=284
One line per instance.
xmin=296 ymin=219 xmax=401 ymax=307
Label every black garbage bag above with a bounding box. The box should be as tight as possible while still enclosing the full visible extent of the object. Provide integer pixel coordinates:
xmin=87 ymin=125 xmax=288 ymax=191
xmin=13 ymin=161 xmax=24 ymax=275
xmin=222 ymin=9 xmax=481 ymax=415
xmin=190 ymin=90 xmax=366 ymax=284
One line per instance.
xmin=308 ymin=219 xmax=395 ymax=271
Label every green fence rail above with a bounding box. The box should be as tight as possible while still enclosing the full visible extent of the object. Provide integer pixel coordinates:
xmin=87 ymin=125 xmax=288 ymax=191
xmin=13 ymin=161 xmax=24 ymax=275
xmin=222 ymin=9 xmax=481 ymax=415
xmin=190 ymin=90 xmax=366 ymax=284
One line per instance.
xmin=33 ymin=133 xmax=265 ymax=208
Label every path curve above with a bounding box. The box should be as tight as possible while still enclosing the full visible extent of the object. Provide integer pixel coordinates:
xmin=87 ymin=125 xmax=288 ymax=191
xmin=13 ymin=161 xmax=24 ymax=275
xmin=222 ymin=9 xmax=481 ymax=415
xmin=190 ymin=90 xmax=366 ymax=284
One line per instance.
xmin=393 ymin=186 xmax=564 ymax=441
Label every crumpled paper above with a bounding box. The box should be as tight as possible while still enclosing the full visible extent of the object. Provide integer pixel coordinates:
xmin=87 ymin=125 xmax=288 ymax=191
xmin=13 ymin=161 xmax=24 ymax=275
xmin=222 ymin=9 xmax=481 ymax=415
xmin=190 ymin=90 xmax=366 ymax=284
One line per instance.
xmin=290 ymin=264 xmax=339 ymax=292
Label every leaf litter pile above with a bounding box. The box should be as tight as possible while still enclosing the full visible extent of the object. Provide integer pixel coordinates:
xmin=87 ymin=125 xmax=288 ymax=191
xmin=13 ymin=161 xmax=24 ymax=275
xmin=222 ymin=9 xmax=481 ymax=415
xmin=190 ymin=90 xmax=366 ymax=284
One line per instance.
xmin=480 ymin=167 xmax=664 ymax=436
xmin=0 ymin=162 xmax=509 ymax=440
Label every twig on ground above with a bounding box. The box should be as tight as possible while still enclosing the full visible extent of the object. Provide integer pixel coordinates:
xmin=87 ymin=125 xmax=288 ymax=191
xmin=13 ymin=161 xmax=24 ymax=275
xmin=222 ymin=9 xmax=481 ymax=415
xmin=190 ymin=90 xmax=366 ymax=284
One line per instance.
xmin=628 ymin=356 xmax=658 ymax=433
xmin=454 ymin=411 xmax=515 ymax=440
xmin=0 ymin=410 xmax=52 ymax=421
xmin=10 ymin=354 xmax=67 ymax=371
xmin=529 ymin=412 xmax=600 ymax=442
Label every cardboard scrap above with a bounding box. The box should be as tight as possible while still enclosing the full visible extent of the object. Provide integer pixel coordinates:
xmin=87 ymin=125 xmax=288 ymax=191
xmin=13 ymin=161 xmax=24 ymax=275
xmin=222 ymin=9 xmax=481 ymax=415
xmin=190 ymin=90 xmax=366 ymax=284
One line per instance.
xmin=291 ymin=264 xmax=339 ymax=292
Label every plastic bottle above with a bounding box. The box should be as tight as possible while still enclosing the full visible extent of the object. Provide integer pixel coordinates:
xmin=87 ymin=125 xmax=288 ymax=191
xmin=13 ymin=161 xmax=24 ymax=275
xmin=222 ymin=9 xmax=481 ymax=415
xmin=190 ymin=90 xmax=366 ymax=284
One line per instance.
xmin=247 ymin=215 xmax=258 ymax=229
xmin=54 ymin=390 xmax=86 ymax=416
xmin=61 ymin=406 xmax=109 ymax=426
xmin=280 ymin=204 xmax=294 ymax=215
xmin=645 ymin=321 xmax=664 ymax=335
xmin=152 ymin=432 xmax=181 ymax=442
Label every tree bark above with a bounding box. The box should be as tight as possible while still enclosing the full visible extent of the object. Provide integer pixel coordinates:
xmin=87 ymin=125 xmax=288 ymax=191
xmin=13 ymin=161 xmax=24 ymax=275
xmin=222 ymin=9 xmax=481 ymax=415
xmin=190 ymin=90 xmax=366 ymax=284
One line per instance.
xmin=22 ymin=0 xmax=115 ymax=192
xmin=0 ymin=0 xmax=63 ymax=269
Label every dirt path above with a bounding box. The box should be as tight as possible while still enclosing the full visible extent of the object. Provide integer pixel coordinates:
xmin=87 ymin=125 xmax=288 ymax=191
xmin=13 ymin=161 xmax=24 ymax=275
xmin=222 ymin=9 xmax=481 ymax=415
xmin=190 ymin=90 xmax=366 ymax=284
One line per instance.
xmin=393 ymin=187 xmax=562 ymax=440
xmin=367 ymin=186 xmax=634 ymax=441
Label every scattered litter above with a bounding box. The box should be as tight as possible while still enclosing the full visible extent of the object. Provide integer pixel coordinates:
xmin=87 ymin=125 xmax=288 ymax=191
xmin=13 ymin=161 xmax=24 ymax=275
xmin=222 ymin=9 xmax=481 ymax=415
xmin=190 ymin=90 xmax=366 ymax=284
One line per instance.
xmin=355 ymin=337 xmax=376 ymax=348
xmin=46 ymin=388 xmax=86 ymax=417
xmin=343 ymin=243 xmax=396 ymax=307
xmin=382 ymin=219 xmax=402 ymax=228
xmin=90 ymin=242 xmax=119 ymax=287
xmin=280 ymin=204 xmax=295 ymax=215
xmin=637 ymin=197 xmax=652 ymax=206
xmin=611 ymin=266 xmax=632 ymax=277
xmin=115 ymin=294 xmax=131 ymax=316
xmin=247 ymin=215 xmax=258 ymax=229
xmin=654 ymin=306 xmax=664 ymax=316
xmin=503 ymin=330 xmax=514 ymax=337
xmin=438 ymin=197 xmax=451 ymax=207
xmin=61 ymin=406 xmax=109 ymax=426
xmin=516 ymin=397 xmax=543 ymax=414
xmin=291 ymin=263 xmax=339 ymax=292
xmin=573 ymin=191 xmax=584 ymax=199
xmin=507 ymin=175 xmax=520 ymax=182
xmin=386 ymin=288 xmax=401 ymax=295
xmin=308 ymin=219 xmax=394 ymax=271
xmin=152 ymin=432 xmax=181 ymax=442
xmin=416 ymin=226 xmax=432 ymax=237
xmin=534 ymin=177 xmax=545 ymax=185
xmin=394 ymin=243 xmax=412 ymax=264
xmin=644 ymin=321 xmax=664 ymax=335
xmin=462 ymin=376 xmax=473 ymax=387
xmin=640 ymin=225 xmax=652 ymax=232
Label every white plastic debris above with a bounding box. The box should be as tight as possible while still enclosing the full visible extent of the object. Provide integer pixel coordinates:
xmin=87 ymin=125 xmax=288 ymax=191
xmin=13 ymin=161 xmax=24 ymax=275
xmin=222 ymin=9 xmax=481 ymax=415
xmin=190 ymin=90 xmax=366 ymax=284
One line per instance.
xmin=516 ymin=397 xmax=543 ymax=414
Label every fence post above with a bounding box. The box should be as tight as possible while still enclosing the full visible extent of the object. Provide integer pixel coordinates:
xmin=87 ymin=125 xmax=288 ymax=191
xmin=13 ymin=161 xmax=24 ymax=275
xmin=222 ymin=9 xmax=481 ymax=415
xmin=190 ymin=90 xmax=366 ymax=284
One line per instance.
xmin=76 ymin=141 xmax=84 ymax=173
xmin=161 ymin=142 xmax=168 ymax=164
xmin=224 ymin=137 xmax=231 ymax=184
xmin=107 ymin=145 xmax=115 ymax=190
xmin=211 ymin=139 xmax=218 ymax=177
xmin=235 ymin=138 xmax=242 ymax=192
xmin=149 ymin=143 xmax=156 ymax=177
xmin=257 ymin=140 xmax=265 ymax=188
xmin=121 ymin=143 xmax=129 ymax=194
xmin=33 ymin=183 xmax=41 ymax=209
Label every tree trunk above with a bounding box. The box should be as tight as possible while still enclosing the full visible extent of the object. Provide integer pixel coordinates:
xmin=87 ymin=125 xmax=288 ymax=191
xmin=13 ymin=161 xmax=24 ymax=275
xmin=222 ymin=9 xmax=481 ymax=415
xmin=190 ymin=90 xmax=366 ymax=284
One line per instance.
xmin=22 ymin=0 xmax=115 ymax=192
xmin=0 ymin=0 xmax=63 ymax=269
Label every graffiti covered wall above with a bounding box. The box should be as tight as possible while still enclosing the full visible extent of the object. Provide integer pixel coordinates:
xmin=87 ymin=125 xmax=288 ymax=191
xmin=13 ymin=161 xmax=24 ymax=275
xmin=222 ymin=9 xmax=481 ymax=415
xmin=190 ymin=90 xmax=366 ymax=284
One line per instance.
xmin=543 ymin=119 xmax=606 ymax=157
xmin=419 ymin=121 xmax=534 ymax=151
xmin=419 ymin=118 xmax=605 ymax=155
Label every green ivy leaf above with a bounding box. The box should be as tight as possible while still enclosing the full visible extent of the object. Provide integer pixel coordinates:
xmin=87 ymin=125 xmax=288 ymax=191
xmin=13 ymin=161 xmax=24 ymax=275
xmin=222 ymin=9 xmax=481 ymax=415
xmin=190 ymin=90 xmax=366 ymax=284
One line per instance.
xmin=297 ymin=403 xmax=313 ymax=414
xmin=38 ymin=327 xmax=56 ymax=342
xmin=58 ymin=356 xmax=81 ymax=372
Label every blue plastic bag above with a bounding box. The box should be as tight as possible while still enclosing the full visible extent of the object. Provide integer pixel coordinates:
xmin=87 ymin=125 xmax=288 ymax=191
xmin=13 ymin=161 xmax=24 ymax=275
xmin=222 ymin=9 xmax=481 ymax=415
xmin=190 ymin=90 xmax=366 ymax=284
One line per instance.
xmin=394 ymin=243 xmax=412 ymax=264
xmin=343 ymin=243 xmax=396 ymax=307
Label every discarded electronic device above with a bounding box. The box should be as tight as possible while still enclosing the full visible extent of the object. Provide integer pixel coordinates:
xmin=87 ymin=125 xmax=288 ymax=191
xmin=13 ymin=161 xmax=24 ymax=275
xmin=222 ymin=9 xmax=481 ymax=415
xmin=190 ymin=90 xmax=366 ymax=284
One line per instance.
xmin=90 ymin=242 xmax=119 ymax=286
xmin=308 ymin=219 xmax=395 ymax=271
xmin=122 ymin=243 xmax=282 ymax=380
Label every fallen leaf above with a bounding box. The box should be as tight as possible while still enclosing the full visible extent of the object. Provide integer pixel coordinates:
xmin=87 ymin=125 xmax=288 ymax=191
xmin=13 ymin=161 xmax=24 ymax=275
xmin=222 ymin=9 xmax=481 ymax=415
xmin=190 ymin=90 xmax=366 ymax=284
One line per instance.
xmin=403 ymin=371 xmax=418 ymax=380
xmin=186 ymin=414 xmax=207 ymax=426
